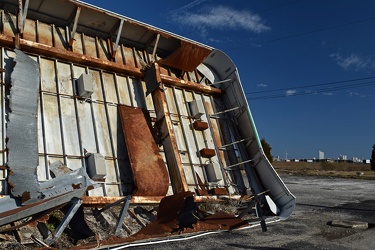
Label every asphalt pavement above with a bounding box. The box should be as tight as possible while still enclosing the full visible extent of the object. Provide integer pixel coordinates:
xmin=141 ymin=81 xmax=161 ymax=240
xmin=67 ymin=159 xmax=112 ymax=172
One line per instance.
xmin=130 ymin=174 xmax=375 ymax=250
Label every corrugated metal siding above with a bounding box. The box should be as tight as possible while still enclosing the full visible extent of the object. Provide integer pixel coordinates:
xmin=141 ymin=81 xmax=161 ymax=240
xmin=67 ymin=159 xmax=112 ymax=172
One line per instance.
xmin=0 ymin=11 xmax=232 ymax=197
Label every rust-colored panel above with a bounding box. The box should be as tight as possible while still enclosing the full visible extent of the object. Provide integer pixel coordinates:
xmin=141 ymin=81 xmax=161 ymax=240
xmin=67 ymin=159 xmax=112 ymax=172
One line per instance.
xmin=192 ymin=121 xmax=209 ymax=131
xmin=159 ymin=41 xmax=212 ymax=72
xmin=118 ymin=105 xmax=169 ymax=196
xmin=208 ymin=187 xmax=228 ymax=195
xmin=199 ymin=148 xmax=216 ymax=158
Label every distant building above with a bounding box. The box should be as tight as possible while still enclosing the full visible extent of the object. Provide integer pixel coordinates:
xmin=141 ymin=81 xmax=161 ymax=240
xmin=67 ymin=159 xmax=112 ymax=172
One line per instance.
xmin=319 ymin=151 xmax=324 ymax=160
xmin=339 ymin=154 xmax=347 ymax=161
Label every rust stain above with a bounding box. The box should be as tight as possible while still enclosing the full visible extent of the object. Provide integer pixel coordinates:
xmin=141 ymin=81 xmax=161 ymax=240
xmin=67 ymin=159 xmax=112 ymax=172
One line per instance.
xmin=118 ymin=105 xmax=169 ymax=196
xmin=159 ymin=41 xmax=212 ymax=72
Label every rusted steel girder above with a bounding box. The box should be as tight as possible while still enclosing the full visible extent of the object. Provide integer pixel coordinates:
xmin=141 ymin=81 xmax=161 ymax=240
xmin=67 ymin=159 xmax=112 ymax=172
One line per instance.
xmin=80 ymin=195 xmax=242 ymax=207
xmin=0 ymin=34 xmax=222 ymax=96
xmin=145 ymin=63 xmax=189 ymax=194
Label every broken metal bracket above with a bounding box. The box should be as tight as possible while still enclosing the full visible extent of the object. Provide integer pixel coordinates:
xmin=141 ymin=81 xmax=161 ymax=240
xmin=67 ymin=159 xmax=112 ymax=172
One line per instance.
xmin=115 ymin=196 xmax=131 ymax=236
xmin=45 ymin=197 xmax=82 ymax=245
xmin=93 ymin=195 xmax=132 ymax=236
xmin=112 ymin=19 xmax=125 ymax=59
xmin=68 ymin=6 xmax=81 ymax=49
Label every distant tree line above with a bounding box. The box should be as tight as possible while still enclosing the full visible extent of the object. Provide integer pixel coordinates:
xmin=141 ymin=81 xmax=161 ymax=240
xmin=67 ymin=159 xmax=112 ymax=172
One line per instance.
xmin=261 ymin=138 xmax=273 ymax=163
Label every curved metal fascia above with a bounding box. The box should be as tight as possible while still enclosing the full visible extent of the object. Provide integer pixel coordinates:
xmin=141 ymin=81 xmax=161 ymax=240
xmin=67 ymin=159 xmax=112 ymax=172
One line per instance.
xmin=201 ymin=49 xmax=296 ymax=220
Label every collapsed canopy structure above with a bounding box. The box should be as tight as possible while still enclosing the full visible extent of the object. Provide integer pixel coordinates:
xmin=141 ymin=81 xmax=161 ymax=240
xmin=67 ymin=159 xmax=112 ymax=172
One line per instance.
xmin=0 ymin=0 xmax=295 ymax=248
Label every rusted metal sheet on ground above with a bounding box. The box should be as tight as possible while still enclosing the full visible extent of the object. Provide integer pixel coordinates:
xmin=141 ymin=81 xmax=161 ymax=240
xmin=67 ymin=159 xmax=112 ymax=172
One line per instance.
xmin=118 ymin=105 xmax=169 ymax=196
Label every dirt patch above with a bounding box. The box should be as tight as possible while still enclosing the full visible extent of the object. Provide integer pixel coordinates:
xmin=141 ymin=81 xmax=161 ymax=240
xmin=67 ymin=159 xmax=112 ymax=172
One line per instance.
xmin=273 ymin=162 xmax=375 ymax=180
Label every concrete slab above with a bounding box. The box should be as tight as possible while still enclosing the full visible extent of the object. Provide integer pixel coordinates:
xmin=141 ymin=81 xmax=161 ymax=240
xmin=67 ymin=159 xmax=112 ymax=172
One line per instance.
xmin=330 ymin=220 xmax=369 ymax=229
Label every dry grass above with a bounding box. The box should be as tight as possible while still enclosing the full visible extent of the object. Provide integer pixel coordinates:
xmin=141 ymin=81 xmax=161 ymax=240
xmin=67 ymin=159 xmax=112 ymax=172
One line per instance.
xmin=272 ymin=161 xmax=375 ymax=180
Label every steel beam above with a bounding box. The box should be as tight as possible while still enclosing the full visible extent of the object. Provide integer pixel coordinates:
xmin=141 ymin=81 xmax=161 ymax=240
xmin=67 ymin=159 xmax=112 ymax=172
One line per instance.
xmin=69 ymin=6 xmax=81 ymax=48
xmin=145 ymin=63 xmax=189 ymax=194
xmin=0 ymin=34 xmax=221 ymax=96
xmin=80 ymin=195 xmax=243 ymax=206
xmin=112 ymin=19 xmax=124 ymax=59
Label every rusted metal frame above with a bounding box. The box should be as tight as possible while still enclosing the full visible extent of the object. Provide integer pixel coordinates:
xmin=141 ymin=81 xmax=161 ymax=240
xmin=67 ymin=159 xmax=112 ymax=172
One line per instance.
xmin=53 ymin=59 xmax=68 ymax=166
xmin=99 ymin=71 xmax=122 ymax=195
xmin=70 ymin=62 xmax=85 ymax=168
xmin=0 ymin=34 xmax=221 ymax=96
xmin=112 ymin=19 xmax=124 ymax=60
xmin=17 ymin=0 xmax=29 ymax=34
xmin=160 ymin=73 xmax=222 ymax=96
xmin=212 ymin=98 xmax=245 ymax=193
xmin=203 ymin=96 xmax=228 ymax=183
xmin=69 ymin=6 xmax=81 ymax=49
xmin=81 ymin=195 xmax=243 ymax=206
xmin=200 ymin=93 xmax=230 ymax=192
xmin=148 ymin=63 xmax=189 ymax=193
xmin=152 ymin=33 xmax=160 ymax=62
xmin=128 ymin=209 xmax=146 ymax=227
xmin=181 ymin=89 xmax=207 ymax=184
xmin=38 ymin=152 xmax=84 ymax=159
xmin=170 ymin=87 xmax=198 ymax=189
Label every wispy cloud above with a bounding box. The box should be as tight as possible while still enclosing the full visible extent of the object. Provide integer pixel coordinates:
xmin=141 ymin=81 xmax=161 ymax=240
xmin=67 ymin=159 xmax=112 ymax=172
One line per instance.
xmin=170 ymin=4 xmax=270 ymax=39
xmin=347 ymin=90 xmax=367 ymax=98
xmin=257 ymin=83 xmax=268 ymax=87
xmin=330 ymin=53 xmax=375 ymax=72
xmin=286 ymin=89 xmax=297 ymax=96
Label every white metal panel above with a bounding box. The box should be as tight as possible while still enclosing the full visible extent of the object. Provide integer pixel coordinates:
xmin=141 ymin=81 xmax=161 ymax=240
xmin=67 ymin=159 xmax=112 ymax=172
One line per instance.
xmin=90 ymin=70 xmax=104 ymax=101
xmin=57 ymin=61 xmax=74 ymax=96
xmin=102 ymin=72 xmax=118 ymax=104
xmin=76 ymin=100 xmax=97 ymax=153
xmin=116 ymin=75 xmax=132 ymax=106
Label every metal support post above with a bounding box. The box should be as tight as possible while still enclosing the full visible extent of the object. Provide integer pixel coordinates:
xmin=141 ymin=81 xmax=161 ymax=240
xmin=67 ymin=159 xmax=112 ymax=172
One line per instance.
xmin=46 ymin=197 xmax=82 ymax=245
xmin=114 ymin=196 xmax=131 ymax=236
xmin=144 ymin=63 xmax=189 ymax=193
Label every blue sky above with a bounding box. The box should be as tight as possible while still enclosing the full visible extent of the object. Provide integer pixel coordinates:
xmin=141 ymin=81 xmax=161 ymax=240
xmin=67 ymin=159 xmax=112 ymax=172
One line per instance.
xmin=84 ymin=0 xmax=375 ymax=160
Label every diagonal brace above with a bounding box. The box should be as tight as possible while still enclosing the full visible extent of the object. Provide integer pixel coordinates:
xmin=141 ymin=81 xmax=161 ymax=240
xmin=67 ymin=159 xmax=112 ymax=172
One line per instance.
xmin=46 ymin=197 xmax=82 ymax=245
